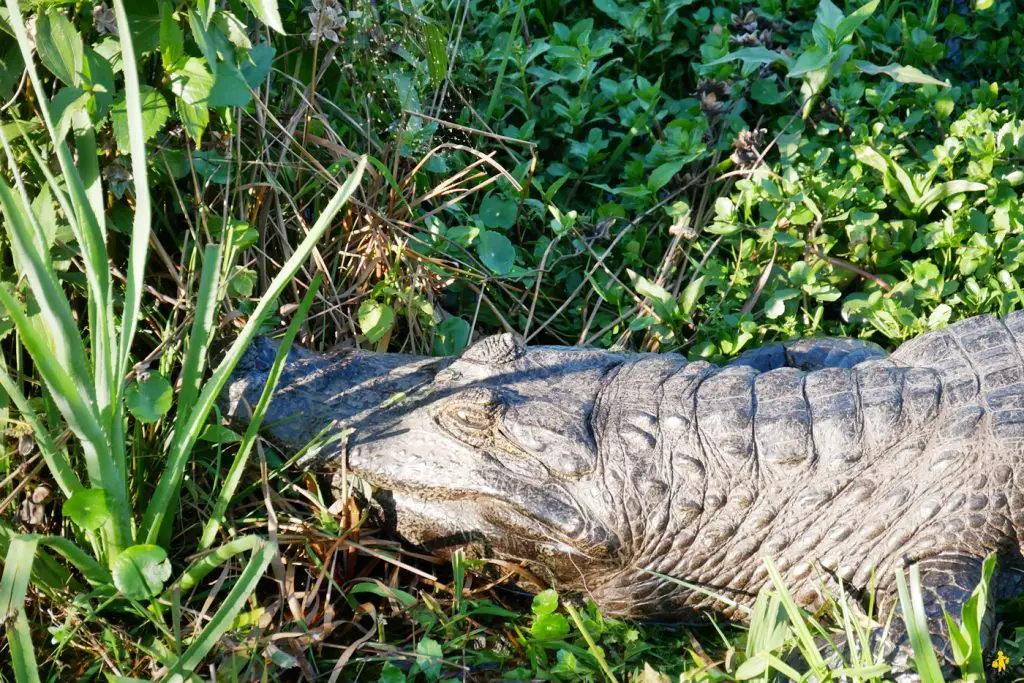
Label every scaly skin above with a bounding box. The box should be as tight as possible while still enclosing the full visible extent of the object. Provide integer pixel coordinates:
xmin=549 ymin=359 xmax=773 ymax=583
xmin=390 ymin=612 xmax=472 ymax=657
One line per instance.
xmin=222 ymin=312 xmax=1024 ymax=676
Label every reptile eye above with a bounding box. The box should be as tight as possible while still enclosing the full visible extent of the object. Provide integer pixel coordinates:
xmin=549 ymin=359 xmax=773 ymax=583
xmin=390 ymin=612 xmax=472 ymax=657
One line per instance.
xmin=435 ymin=389 xmax=502 ymax=447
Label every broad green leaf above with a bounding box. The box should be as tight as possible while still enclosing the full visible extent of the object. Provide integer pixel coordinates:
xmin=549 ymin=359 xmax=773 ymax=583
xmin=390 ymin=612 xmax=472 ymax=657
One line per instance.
xmin=853 ymin=61 xmax=950 ymax=87
xmin=111 ymin=86 xmax=170 ymax=153
xmin=241 ymin=44 xmax=275 ymax=87
xmin=227 ymin=267 xmax=257 ymax=297
xmin=751 ymin=79 xmax=788 ymax=104
xmin=532 ymin=589 xmax=559 ymax=615
xmin=648 ymin=159 xmax=686 ymax=192
xmin=918 ymin=180 xmax=988 ymax=212
xmin=976 ymin=0 xmax=994 ymax=9
xmin=358 ymin=300 xmax=395 ymax=344
xmin=835 ymin=0 xmax=879 ymax=43
xmin=531 ymin=612 xmax=570 ymax=640
xmin=241 ymin=0 xmax=283 ymax=33
xmin=35 ymin=9 xmax=83 ymax=86
xmin=50 ymin=87 xmax=89 ymax=142
xmin=414 ymin=637 xmax=443 ymax=680
xmin=705 ymin=46 xmax=792 ymax=68
xmin=679 ymin=275 xmax=706 ymax=316
xmin=478 ymin=231 xmax=515 ymax=275
xmin=213 ymin=10 xmax=253 ymax=49
xmin=64 ymin=489 xmax=111 ymax=531
xmin=209 ymin=62 xmax=252 ymax=108
xmin=113 ymin=544 xmax=172 ymax=599
xmin=788 ymin=45 xmax=832 ymax=78
xmin=852 ymin=145 xmax=889 ymax=174
xmin=170 ymin=56 xmax=214 ymax=142
xmin=198 ymin=424 xmax=242 ymax=444
xmin=433 ymin=317 xmax=471 ymax=356
xmin=82 ymin=47 xmax=116 ymax=121
xmin=125 ymin=373 xmax=173 ymax=423
xmin=159 ymin=1 xmax=184 ymax=71
xmin=479 ymin=195 xmax=517 ymax=229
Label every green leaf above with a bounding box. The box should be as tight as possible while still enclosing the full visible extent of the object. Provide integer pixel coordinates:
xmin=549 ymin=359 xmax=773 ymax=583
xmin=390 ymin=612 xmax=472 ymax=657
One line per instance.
xmin=423 ymin=22 xmax=449 ymax=86
xmin=1 ymin=537 xmax=39 ymax=683
xmin=751 ymin=79 xmax=788 ymax=104
xmin=835 ymin=0 xmax=879 ymax=43
xmin=648 ymin=158 xmax=686 ymax=192
xmin=531 ymin=612 xmax=570 ymax=641
xmin=853 ymin=61 xmax=950 ymax=87
xmin=788 ymin=45 xmax=832 ymax=78
xmin=679 ymin=275 xmax=706 ymax=316
xmin=35 ymin=9 xmax=84 ymax=86
xmin=170 ymin=56 xmax=214 ymax=142
xmin=228 ymin=267 xmax=257 ymax=297
xmin=159 ymin=1 xmax=184 ymax=71
xmin=479 ymin=195 xmax=517 ymax=229
xmin=705 ymin=46 xmax=792 ymax=68
xmin=532 ymin=589 xmax=559 ymax=615
xmin=379 ymin=663 xmax=406 ymax=683
xmin=208 ymin=62 xmax=252 ymax=108
xmin=976 ymin=0 xmax=994 ymax=9
xmin=414 ymin=637 xmax=443 ymax=680
xmin=64 ymin=489 xmax=111 ymax=531
xmin=113 ymin=544 xmax=172 ymax=599
xmin=125 ymin=373 xmax=173 ymax=423
xmin=478 ymin=231 xmax=515 ymax=275
xmin=241 ymin=44 xmax=275 ymax=87
xmin=199 ymin=424 xmax=242 ymax=444
xmin=358 ymin=300 xmax=395 ymax=344
xmin=111 ymin=86 xmax=170 ymax=153
xmin=240 ymin=0 xmax=283 ymax=33
xmin=50 ymin=87 xmax=89 ymax=142
xmin=433 ymin=317 xmax=471 ymax=356
xmin=82 ymin=47 xmax=116 ymax=121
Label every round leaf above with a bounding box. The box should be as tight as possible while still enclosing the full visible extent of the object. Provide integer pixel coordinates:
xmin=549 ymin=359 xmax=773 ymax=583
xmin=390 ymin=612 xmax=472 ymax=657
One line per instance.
xmin=63 ymin=489 xmax=110 ymax=531
xmin=478 ymin=195 xmax=517 ymax=229
xmin=113 ymin=545 xmax=172 ymax=599
xmin=478 ymin=231 xmax=515 ymax=275
xmin=433 ymin=317 xmax=471 ymax=356
xmin=126 ymin=373 xmax=173 ymax=423
xmin=531 ymin=612 xmax=570 ymax=641
xmin=532 ymin=588 xmax=559 ymax=615
xmin=358 ymin=300 xmax=395 ymax=344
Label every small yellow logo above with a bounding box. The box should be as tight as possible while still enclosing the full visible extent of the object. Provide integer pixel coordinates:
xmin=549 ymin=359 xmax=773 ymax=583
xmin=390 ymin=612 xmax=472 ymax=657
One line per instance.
xmin=993 ymin=650 xmax=1010 ymax=673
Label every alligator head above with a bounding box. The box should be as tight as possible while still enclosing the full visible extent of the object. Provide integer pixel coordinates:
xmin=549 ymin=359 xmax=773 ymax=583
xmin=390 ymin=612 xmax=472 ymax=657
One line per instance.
xmin=223 ymin=334 xmax=634 ymax=595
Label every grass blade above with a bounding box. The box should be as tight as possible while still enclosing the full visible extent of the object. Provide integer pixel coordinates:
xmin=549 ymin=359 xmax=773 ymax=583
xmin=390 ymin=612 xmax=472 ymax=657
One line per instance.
xmin=0 ymin=361 xmax=82 ymax=497
xmin=0 ymin=536 xmax=41 ymax=683
xmin=0 ymin=284 xmax=131 ymax=555
xmin=176 ymin=244 xmax=223 ymax=437
xmin=199 ymin=273 xmax=322 ymax=549
xmin=3 ymin=0 xmax=117 ymax=438
xmin=110 ymin=0 xmax=153 ymax=387
xmin=165 ymin=535 xmax=263 ymax=598
xmin=163 ymin=539 xmax=277 ymax=682
xmin=895 ymin=565 xmax=946 ymax=682
xmin=140 ymin=156 xmax=366 ymax=544
xmin=763 ymin=557 xmax=829 ymax=676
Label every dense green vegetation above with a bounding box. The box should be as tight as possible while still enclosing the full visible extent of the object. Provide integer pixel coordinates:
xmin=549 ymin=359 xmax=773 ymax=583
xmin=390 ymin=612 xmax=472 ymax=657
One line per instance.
xmin=2 ymin=0 xmax=1024 ymax=680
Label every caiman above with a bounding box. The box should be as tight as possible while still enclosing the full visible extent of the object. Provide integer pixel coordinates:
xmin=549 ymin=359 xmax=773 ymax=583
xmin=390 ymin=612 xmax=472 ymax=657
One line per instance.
xmin=222 ymin=312 xmax=1024 ymax=678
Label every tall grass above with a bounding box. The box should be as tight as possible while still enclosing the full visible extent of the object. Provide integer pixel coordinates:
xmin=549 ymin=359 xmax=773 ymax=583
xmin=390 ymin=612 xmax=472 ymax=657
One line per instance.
xmin=0 ymin=0 xmax=366 ymax=677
